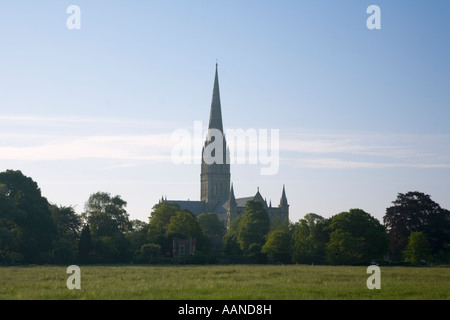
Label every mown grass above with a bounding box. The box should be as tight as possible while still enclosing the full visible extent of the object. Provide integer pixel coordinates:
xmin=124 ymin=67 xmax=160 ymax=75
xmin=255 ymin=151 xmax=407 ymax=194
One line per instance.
xmin=0 ymin=265 xmax=448 ymax=300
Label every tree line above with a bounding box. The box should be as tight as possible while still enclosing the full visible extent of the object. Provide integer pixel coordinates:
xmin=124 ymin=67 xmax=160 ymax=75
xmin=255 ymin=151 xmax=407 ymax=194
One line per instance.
xmin=0 ymin=170 xmax=449 ymax=265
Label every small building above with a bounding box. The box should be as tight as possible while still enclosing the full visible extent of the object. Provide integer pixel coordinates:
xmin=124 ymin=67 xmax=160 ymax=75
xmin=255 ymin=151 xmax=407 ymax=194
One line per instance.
xmin=172 ymin=237 xmax=197 ymax=257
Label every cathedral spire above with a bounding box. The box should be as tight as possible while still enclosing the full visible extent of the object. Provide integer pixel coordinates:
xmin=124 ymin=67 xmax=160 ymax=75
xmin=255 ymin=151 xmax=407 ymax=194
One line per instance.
xmin=208 ymin=63 xmax=223 ymax=133
xmin=280 ymin=185 xmax=288 ymax=207
xmin=201 ymin=64 xmax=230 ymax=209
xmin=229 ymin=183 xmax=236 ymax=202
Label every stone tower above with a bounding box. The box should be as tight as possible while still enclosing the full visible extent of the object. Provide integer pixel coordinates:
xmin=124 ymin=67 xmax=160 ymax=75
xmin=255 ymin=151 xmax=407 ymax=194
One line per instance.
xmin=200 ymin=63 xmax=231 ymax=212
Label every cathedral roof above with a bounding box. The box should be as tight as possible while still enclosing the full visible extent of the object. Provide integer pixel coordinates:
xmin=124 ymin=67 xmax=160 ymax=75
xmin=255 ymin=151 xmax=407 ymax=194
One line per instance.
xmin=165 ymin=200 xmax=206 ymax=216
xmin=212 ymin=199 xmax=229 ymax=214
xmin=235 ymin=196 xmax=255 ymax=208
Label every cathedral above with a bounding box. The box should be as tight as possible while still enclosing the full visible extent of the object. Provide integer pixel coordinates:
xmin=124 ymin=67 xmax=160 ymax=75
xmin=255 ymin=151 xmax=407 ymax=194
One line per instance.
xmin=161 ymin=64 xmax=289 ymax=230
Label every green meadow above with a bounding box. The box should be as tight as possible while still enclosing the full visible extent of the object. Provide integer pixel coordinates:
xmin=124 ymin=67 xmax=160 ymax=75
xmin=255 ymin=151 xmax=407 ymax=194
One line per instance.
xmin=0 ymin=265 xmax=448 ymax=300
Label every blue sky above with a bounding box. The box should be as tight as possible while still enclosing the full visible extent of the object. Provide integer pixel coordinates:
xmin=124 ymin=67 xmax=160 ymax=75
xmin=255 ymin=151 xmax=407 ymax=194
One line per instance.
xmin=1 ymin=1 xmax=449 ymax=223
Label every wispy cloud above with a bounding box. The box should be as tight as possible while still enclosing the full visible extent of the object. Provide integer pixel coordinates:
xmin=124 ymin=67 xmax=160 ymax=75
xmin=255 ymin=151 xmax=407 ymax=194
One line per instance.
xmin=0 ymin=134 xmax=174 ymax=161
xmin=0 ymin=115 xmax=176 ymax=163
xmin=1 ymin=115 xmax=449 ymax=170
xmin=280 ymin=130 xmax=450 ymax=169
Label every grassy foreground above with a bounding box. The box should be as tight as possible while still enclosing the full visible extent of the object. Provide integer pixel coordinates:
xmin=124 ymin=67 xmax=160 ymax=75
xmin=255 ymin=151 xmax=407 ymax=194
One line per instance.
xmin=0 ymin=264 xmax=449 ymax=300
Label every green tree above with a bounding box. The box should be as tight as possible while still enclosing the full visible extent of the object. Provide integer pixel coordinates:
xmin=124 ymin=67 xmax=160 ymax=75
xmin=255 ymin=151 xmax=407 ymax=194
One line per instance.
xmin=262 ymin=224 xmax=292 ymax=264
xmin=326 ymin=229 xmax=361 ymax=265
xmin=326 ymin=209 xmax=388 ymax=265
xmin=223 ymin=216 xmax=242 ymax=255
xmin=83 ymin=192 xmax=131 ymax=234
xmin=292 ymin=213 xmax=329 ymax=264
xmin=50 ymin=205 xmax=81 ymax=248
xmin=0 ymin=170 xmax=57 ymax=263
xmin=128 ymin=219 xmax=150 ymax=261
xmin=384 ymin=192 xmax=450 ymax=262
xmin=238 ymin=200 xmax=270 ymax=252
xmin=197 ymin=212 xmax=225 ymax=237
xmin=198 ymin=212 xmax=225 ymax=252
xmin=82 ymin=192 xmax=132 ymax=262
xmin=167 ymin=211 xmax=210 ymax=254
xmin=147 ymin=202 xmax=180 ymax=255
xmin=403 ymin=232 xmax=432 ymax=265
xmin=0 ymin=193 xmax=25 ymax=263
xmin=167 ymin=211 xmax=202 ymax=239
xmin=78 ymin=224 xmax=93 ymax=263
xmin=139 ymin=243 xmax=161 ymax=263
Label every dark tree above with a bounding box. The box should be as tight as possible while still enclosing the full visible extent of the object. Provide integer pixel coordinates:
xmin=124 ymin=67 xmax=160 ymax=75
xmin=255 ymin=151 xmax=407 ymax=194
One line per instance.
xmin=197 ymin=213 xmax=225 ymax=252
xmin=78 ymin=224 xmax=93 ymax=263
xmin=0 ymin=170 xmax=57 ymax=263
xmin=50 ymin=205 xmax=81 ymax=264
xmin=83 ymin=192 xmax=131 ymax=235
xmin=167 ymin=210 xmax=210 ymax=254
xmin=0 ymin=193 xmax=25 ymax=263
xmin=82 ymin=192 xmax=132 ymax=262
xmin=147 ymin=202 xmax=180 ymax=255
xmin=223 ymin=216 xmax=243 ymax=255
xmin=167 ymin=211 xmax=203 ymax=239
xmin=384 ymin=192 xmax=450 ymax=262
xmin=292 ymin=213 xmax=329 ymax=264
xmin=197 ymin=212 xmax=225 ymax=237
xmin=238 ymin=200 xmax=270 ymax=252
xmin=326 ymin=209 xmax=388 ymax=265
xmin=262 ymin=224 xmax=293 ymax=264
xmin=50 ymin=205 xmax=81 ymax=247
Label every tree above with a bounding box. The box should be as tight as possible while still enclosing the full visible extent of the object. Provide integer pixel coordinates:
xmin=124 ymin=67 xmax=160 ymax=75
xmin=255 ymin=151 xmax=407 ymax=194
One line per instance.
xmin=83 ymin=192 xmax=131 ymax=234
xmin=326 ymin=229 xmax=361 ymax=265
xmin=139 ymin=243 xmax=161 ymax=263
xmin=147 ymin=202 xmax=180 ymax=255
xmin=167 ymin=211 xmax=210 ymax=254
xmin=197 ymin=212 xmax=225 ymax=252
xmin=0 ymin=170 xmax=57 ymax=263
xmin=82 ymin=192 xmax=132 ymax=262
xmin=292 ymin=213 xmax=329 ymax=264
xmin=197 ymin=212 xmax=225 ymax=237
xmin=78 ymin=224 xmax=93 ymax=263
xmin=302 ymin=213 xmax=326 ymax=232
xmin=384 ymin=192 xmax=450 ymax=262
xmin=50 ymin=205 xmax=81 ymax=248
xmin=326 ymin=209 xmax=388 ymax=265
xmin=223 ymin=216 xmax=242 ymax=255
xmin=403 ymin=232 xmax=432 ymax=265
xmin=238 ymin=200 xmax=270 ymax=252
xmin=128 ymin=219 xmax=150 ymax=261
xmin=0 ymin=193 xmax=25 ymax=263
xmin=167 ymin=211 xmax=202 ymax=239
xmin=262 ymin=224 xmax=292 ymax=264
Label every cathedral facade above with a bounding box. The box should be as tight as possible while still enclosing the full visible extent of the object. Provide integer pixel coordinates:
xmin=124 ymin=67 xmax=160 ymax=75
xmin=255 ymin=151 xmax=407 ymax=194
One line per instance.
xmin=162 ymin=64 xmax=289 ymax=230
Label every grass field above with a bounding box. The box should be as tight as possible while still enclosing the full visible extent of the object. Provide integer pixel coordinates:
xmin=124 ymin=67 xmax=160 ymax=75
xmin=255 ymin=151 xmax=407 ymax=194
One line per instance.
xmin=0 ymin=264 xmax=449 ymax=300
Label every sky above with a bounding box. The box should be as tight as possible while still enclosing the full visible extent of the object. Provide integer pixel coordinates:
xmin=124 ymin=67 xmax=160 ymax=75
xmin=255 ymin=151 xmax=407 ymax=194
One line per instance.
xmin=1 ymin=1 xmax=449 ymax=224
